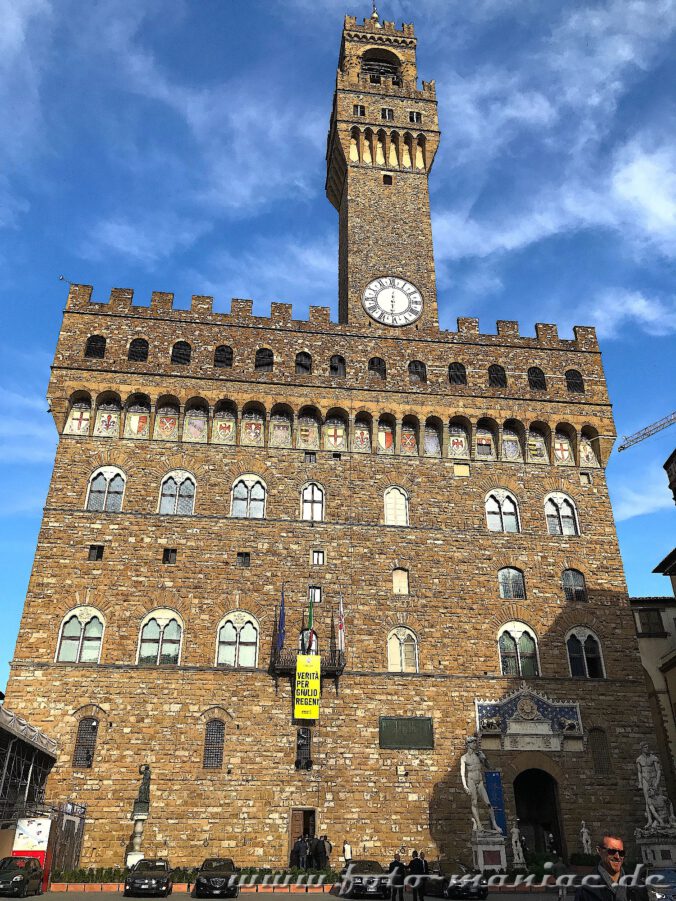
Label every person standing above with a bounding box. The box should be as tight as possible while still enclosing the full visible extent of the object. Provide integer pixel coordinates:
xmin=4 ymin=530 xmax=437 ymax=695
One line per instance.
xmin=323 ymin=835 xmax=333 ymax=867
xmin=419 ymin=852 xmax=429 ymax=898
xmin=408 ymin=851 xmax=425 ymax=901
xmin=314 ymin=834 xmax=326 ymax=869
xmin=343 ymin=840 xmax=352 ymax=864
xmin=573 ymin=833 xmax=628 ymax=901
xmin=299 ymin=835 xmax=309 ymax=870
xmin=388 ymin=853 xmax=406 ymax=901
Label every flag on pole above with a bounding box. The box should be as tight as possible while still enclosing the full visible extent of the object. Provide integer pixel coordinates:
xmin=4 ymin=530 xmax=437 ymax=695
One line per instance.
xmin=307 ymin=589 xmax=317 ymax=653
xmin=338 ymin=594 xmax=345 ymax=653
xmin=276 ymin=584 xmax=286 ymax=652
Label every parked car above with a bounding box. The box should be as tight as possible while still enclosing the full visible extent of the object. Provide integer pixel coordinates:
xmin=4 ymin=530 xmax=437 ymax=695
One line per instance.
xmin=338 ymin=861 xmax=390 ymax=899
xmin=0 ymin=857 xmax=43 ymax=898
xmin=193 ymin=859 xmax=239 ymax=898
xmin=124 ymin=859 xmax=173 ymax=897
xmin=425 ymin=862 xmax=488 ymax=901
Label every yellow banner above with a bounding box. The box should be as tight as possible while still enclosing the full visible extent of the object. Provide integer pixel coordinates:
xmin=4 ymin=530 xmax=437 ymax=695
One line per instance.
xmin=294 ymin=655 xmax=321 ymax=720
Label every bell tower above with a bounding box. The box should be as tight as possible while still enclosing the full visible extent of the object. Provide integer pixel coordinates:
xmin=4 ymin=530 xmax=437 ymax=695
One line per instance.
xmin=326 ymin=8 xmax=440 ymax=332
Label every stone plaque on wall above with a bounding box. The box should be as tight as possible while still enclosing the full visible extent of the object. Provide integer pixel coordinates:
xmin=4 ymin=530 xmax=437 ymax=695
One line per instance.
xmin=379 ymin=716 xmax=434 ymax=749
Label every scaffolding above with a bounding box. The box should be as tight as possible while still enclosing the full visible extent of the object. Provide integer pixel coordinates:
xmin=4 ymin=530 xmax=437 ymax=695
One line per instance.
xmin=0 ymin=706 xmax=57 ymax=823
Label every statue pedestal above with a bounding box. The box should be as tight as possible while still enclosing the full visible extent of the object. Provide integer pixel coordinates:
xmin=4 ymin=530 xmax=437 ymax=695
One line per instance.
xmin=635 ymin=826 xmax=676 ymax=865
xmin=125 ymin=813 xmax=148 ymax=868
xmin=472 ymin=830 xmax=507 ymax=873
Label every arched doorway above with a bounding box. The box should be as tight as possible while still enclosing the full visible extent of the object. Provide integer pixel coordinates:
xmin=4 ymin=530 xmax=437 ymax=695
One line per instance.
xmin=513 ymin=768 xmax=563 ymax=856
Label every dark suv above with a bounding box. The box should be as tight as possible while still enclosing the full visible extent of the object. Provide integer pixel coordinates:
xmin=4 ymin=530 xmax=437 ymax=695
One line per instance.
xmin=338 ymin=861 xmax=390 ymax=899
xmin=193 ymin=858 xmax=239 ymax=898
xmin=0 ymin=857 xmax=43 ymax=897
xmin=124 ymin=859 xmax=173 ymax=897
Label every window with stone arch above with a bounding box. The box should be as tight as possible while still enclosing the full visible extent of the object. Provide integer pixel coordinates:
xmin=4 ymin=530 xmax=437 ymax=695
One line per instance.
xmin=528 ymin=367 xmax=547 ymax=390
xmin=485 ymin=490 xmax=520 ymax=533
xmin=295 ymin=351 xmax=312 ymax=375
xmin=214 ymin=345 xmax=233 ymax=368
xmin=387 ymin=627 xmax=418 ymax=673
xmin=138 ymin=611 xmax=183 ymax=665
xmin=562 ymin=569 xmax=587 ymax=602
xmin=231 ymin=475 xmax=266 ymax=519
xmin=171 ymin=340 xmax=191 ymax=365
xmin=566 ymin=627 xmax=605 ymax=679
xmin=255 ymin=347 xmax=274 ymax=372
xmin=128 ymin=338 xmax=149 ymax=362
xmin=203 ymin=719 xmax=225 ymax=769
xmin=408 ymin=360 xmax=427 ymax=383
xmin=301 ymin=482 xmax=324 ymax=522
xmin=72 ymin=716 xmax=99 ymax=769
xmin=565 ymin=369 xmax=585 ymax=393
xmin=84 ymin=335 xmax=106 ymax=359
xmin=384 ymin=486 xmax=409 ymax=526
xmin=86 ymin=467 xmax=125 ymax=513
xmin=448 ymin=362 xmax=467 ymax=385
xmin=368 ymin=356 xmax=386 ymax=380
xmin=498 ymin=567 xmax=526 ymax=600
xmin=488 ymin=364 xmax=507 ymax=388
xmin=498 ymin=622 xmax=539 ymax=677
xmin=545 ymin=492 xmax=579 ymax=536
xmin=216 ymin=612 xmax=259 ymax=668
xmin=588 ymin=727 xmax=612 ymax=774
xmin=159 ymin=471 xmax=196 ymax=515
xmin=56 ymin=608 xmax=104 ymax=663
xmin=392 ymin=567 xmax=409 ymax=595
xmin=330 ymin=354 xmax=346 ymax=377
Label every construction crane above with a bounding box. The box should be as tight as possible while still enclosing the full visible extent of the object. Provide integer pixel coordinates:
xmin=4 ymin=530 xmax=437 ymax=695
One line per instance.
xmin=617 ymin=411 xmax=676 ymax=452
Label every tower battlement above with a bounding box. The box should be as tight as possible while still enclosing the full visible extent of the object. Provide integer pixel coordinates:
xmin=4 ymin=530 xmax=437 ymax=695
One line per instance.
xmin=344 ymin=15 xmax=415 ymax=38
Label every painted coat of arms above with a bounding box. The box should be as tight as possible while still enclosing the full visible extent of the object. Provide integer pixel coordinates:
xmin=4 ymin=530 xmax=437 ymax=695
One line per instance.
xmin=94 ymin=411 xmax=119 ymax=437
xmin=502 ymin=435 xmax=522 ymax=461
xmin=353 ymin=428 xmax=371 ymax=453
xmin=124 ymin=413 xmax=149 ymax=439
xmin=212 ymin=417 xmax=236 ymax=445
xmin=242 ymin=419 xmax=264 ymax=446
xmin=269 ymin=418 xmax=291 ymax=447
xmin=324 ymin=422 xmax=346 ymax=450
xmin=154 ymin=415 xmax=178 ymax=440
xmin=297 ymin=421 xmax=319 ymax=449
xmin=448 ymin=432 xmax=468 ymax=457
xmin=184 ymin=416 xmax=207 ymax=443
xmin=580 ymin=439 xmax=597 ymax=467
xmin=378 ymin=425 xmax=394 ymax=454
xmin=477 ymin=435 xmax=494 ymax=457
xmin=400 ymin=429 xmax=418 ymax=455
xmin=424 ymin=428 xmax=441 ymax=457
xmin=65 ymin=409 xmax=90 ymax=435
xmin=554 ymin=436 xmax=572 ymax=464
xmin=528 ymin=434 xmax=547 ymax=461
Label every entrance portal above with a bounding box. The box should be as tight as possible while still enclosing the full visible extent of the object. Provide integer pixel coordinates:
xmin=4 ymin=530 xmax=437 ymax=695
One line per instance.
xmin=513 ymin=769 xmax=563 ymax=857
xmin=289 ymin=808 xmax=316 ymax=865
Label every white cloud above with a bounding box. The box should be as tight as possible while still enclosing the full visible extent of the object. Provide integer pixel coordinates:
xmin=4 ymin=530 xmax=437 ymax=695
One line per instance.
xmin=613 ymin=465 xmax=675 ymax=522
xmin=80 ymin=213 xmax=208 ymax=267
xmin=584 ymin=289 xmax=676 ymax=338
xmin=0 ymin=387 xmax=56 ymax=464
xmin=611 ymin=140 xmax=676 ymax=254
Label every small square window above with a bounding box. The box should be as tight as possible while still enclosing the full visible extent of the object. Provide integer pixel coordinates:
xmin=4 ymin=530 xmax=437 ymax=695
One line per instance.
xmin=308 ymin=585 xmax=322 ymax=604
xmin=353 ymin=104 xmax=366 ymax=117
xmin=332 ymin=452 xmax=342 ymax=460
xmin=305 ymin=452 xmax=316 ymax=464
xmin=88 ymin=544 xmax=104 ymax=562
xmin=237 ymin=552 xmax=251 ymax=567
xmin=453 ymin=463 xmax=470 ymax=477
xmin=162 ymin=548 xmax=177 ymax=565
xmin=580 ymin=472 xmax=592 ymax=485
xmin=409 ymin=111 xmax=422 ymax=124
xmin=312 ymin=550 xmax=325 ymax=566
xmin=381 ymin=107 xmax=394 ymax=121
xmin=383 ymin=174 xmax=393 ymax=186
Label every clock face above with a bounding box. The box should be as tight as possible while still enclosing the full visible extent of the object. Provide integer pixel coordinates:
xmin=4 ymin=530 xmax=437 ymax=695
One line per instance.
xmin=361 ymin=276 xmax=423 ymax=326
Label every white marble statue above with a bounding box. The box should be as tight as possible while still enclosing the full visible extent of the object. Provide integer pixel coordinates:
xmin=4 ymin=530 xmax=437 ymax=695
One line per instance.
xmin=460 ymin=736 xmax=500 ymax=833
xmin=511 ymin=821 xmax=525 ymax=866
xmin=580 ymin=821 xmax=592 ymax=855
xmin=637 ymin=744 xmax=668 ymax=827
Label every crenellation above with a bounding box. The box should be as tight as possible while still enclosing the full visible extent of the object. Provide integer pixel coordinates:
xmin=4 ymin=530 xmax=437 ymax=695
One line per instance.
xmin=308 ymin=306 xmax=332 ymax=325
xmin=496 ymin=320 xmax=519 ymax=338
xmin=66 ymin=283 xmax=93 ymax=310
xmin=270 ymin=302 xmax=293 ymax=323
xmin=190 ymin=295 xmax=213 ymax=315
xmin=230 ymin=298 xmax=254 ymax=318
xmin=108 ymin=288 xmax=134 ymax=311
xmin=457 ymin=316 xmax=480 ymax=336
xmin=573 ymin=325 xmax=599 ymax=351
xmin=535 ymin=323 xmax=559 ymax=344
xmin=150 ymin=291 xmax=174 ymax=312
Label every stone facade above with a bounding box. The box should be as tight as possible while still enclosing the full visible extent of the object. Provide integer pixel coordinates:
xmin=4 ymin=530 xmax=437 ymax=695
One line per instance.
xmin=4 ymin=11 xmax=656 ymax=869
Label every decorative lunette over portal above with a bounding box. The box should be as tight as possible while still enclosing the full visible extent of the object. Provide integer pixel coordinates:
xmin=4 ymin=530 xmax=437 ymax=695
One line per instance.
xmin=476 ymin=683 xmax=583 ymax=752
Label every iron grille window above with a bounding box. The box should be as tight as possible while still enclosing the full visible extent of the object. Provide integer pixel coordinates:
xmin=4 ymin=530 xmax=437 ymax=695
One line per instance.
xmin=566 ymin=369 xmax=585 ymax=393
xmin=255 ymin=348 xmax=274 ymax=371
xmin=162 ymin=548 xmax=177 ymax=565
xmin=330 ymin=355 xmax=346 ymax=377
xmin=87 ymin=471 xmax=125 ymax=513
xmin=562 ymin=569 xmax=587 ymax=602
xmin=589 ymin=728 xmax=612 ymax=774
xmin=639 ymin=609 xmax=664 ymax=634
xmin=353 ymin=104 xmax=366 ymax=117
xmin=448 ymin=362 xmax=467 ymax=385
xmin=214 ymin=345 xmax=233 ymax=368
xmin=203 ymin=719 xmax=225 ymax=769
xmin=408 ymin=360 xmax=427 ymax=383
xmin=485 ymin=493 xmax=520 ymax=533
xmin=499 ymin=628 xmax=539 ymax=677
xmin=381 ymin=107 xmax=394 ymax=121
xmin=84 ymin=335 xmax=106 ymax=359
xmin=567 ymin=635 xmax=586 ymax=678
xmin=237 ymin=552 xmax=251 ymax=567
xmin=128 ymin=338 xmax=149 ymax=362
xmin=545 ymin=497 xmax=578 ymax=535
xmin=498 ymin=568 xmax=526 ymax=599
xmin=231 ymin=478 xmax=266 ymax=518
xmin=159 ymin=475 xmax=195 ymax=515
xmin=409 ymin=111 xmax=423 ymax=124
xmin=171 ymin=341 xmax=191 ymax=365
xmin=295 ymin=728 xmax=312 ymax=769
xmin=296 ymin=352 xmax=312 ymax=375
xmin=368 ymin=357 xmax=386 ymax=379
xmin=73 ymin=717 xmax=98 ymax=768
xmin=488 ymin=364 xmax=507 ymax=387
xmin=88 ymin=544 xmax=104 ymax=562
xmin=528 ymin=367 xmax=546 ymax=390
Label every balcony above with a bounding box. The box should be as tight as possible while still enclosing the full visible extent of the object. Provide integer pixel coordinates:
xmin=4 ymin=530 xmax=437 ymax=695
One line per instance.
xmin=269 ymin=649 xmax=346 ymax=679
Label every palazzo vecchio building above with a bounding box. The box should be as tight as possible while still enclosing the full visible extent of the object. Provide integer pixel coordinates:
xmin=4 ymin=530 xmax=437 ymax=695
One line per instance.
xmin=5 ymin=9 xmax=657 ymax=868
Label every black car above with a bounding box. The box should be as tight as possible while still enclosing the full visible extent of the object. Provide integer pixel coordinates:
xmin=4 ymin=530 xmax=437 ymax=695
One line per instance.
xmin=425 ymin=862 xmax=488 ymax=901
xmin=339 ymin=861 xmax=390 ymax=899
xmin=193 ymin=859 xmax=239 ymax=898
xmin=0 ymin=857 xmax=43 ymax=898
xmin=124 ymin=859 xmax=173 ymax=897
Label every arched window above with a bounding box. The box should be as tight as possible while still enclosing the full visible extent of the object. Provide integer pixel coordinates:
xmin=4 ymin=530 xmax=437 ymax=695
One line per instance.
xmin=203 ymin=719 xmax=225 ymax=769
xmin=588 ymin=727 xmax=612 ymax=774
xmin=368 ymin=357 xmax=386 ymax=380
xmin=138 ymin=614 xmax=182 ymax=665
xmin=392 ymin=568 xmax=409 ymax=595
xmin=361 ymin=48 xmax=402 ymax=85
xmin=86 ymin=467 xmax=125 ymax=512
xmin=171 ymin=341 xmax=191 ymax=365
xmin=528 ymin=367 xmax=546 ymax=390
xmin=488 ymin=364 xmax=507 ymax=388
xmin=563 ymin=569 xmax=587 ymax=602
xmin=408 ymin=361 xmax=427 ymax=384
xmin=448 ymin=362 xmax=467 ymax=386
xmin=567 ymin=629 xmax=605 ymax=679
xmin=565 ymin=369 xmax=585 ymax=393
xmin=255 ymin=348 xmax=274 ymax=372
xmin=302 ymin=483 xmax=324 ymax=522
xmin=159 ymin=472 xmax=195 ymax=515
xmin=387 ymin=627 xmax=418 ymax=673
xmin=84 ymin=335 xmax=106 ymax=359
xmin=498 ymin=568 xmax=526 ymax=599
xmin=72 ymin=717 xmax=98 ymax=768
xmin=485 ymin=491 xmax=520 ymax=533
xmin=330 ymin=355 xmax=346 ymax=377
xmin=296 ymin=352 xmax=312 ymax=375
xmin=384 ymin=486 xmax=409 ymax=526
xmin=545 ymin=493 xmax=579 ymax=536
xmin=217 ymin=614 xmax=259 ymax=668
xmin=56 ymin=611 xmax=104 ymax=663
xmin=128 ymin=338 xmax=149 ymax=362
xmin=214 ymin=345 xmax=233 ymax=368
xmin=498 ymin=622 xmax=539 ymax=677
xmin=231 ymin=476 xmax=266 ymax=518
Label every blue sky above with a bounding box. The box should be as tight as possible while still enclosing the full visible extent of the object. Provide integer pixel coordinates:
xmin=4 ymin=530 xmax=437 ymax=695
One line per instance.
xmin=1 ymin=0 xmax=675 ymax=693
